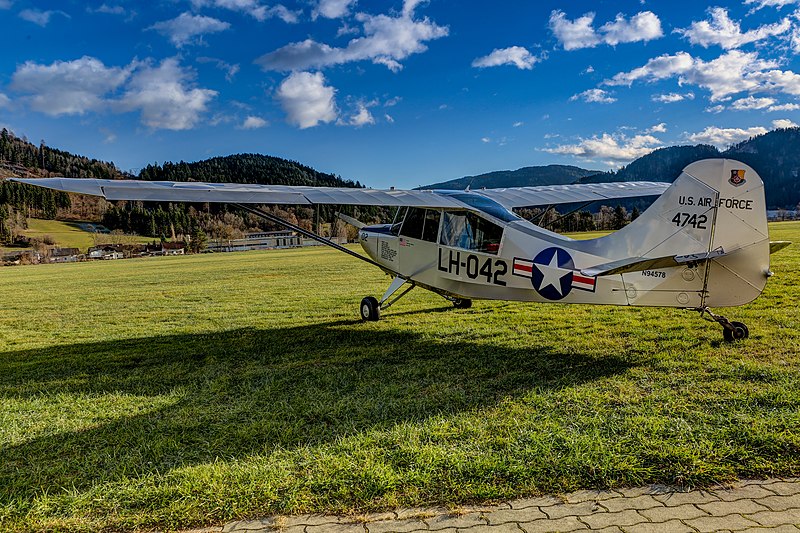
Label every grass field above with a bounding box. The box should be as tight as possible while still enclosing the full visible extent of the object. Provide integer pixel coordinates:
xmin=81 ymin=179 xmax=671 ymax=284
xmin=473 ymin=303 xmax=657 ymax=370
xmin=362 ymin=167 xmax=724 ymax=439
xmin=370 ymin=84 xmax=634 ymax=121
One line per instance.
xmin=0 ymin=222 xmax=798 ymax=532
xmin=17 ymin=219 xmax=152 ymax=251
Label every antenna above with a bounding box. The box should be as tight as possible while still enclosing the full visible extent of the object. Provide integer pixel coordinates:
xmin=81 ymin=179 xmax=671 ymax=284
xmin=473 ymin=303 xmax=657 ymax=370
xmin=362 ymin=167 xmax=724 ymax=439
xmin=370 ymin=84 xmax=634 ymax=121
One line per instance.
xmin=465 ymin=175 xmax=477 ymax=191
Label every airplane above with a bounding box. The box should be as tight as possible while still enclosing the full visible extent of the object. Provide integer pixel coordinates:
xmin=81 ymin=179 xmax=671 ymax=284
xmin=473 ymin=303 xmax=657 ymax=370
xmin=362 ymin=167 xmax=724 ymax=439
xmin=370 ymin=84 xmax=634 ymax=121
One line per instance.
xmin=11 ymin=158 xmax=791 ymax=342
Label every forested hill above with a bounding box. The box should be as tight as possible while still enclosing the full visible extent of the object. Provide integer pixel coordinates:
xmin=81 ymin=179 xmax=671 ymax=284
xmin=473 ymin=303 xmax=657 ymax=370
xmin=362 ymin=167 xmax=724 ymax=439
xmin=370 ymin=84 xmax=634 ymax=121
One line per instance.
xmin=0 ymin=128 xmax=125 ymax=180
xmin=138 ymin=154 xmax=362 ymax=188
xmin=578 ymin=128 xmax=800 ymax=208
xmin=0 ymin=131 xmax=366 ymax=246
xmin=579 ymin=145 xmax=722 ymax=184
xmin=421 ymin=164 xmax=599 ymax=190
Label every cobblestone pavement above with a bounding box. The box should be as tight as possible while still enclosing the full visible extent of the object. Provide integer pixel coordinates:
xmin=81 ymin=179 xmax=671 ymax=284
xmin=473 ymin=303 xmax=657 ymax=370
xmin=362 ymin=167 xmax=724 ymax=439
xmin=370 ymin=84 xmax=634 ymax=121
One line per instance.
xmin=186 ymin=478 xmax=800 ymax=533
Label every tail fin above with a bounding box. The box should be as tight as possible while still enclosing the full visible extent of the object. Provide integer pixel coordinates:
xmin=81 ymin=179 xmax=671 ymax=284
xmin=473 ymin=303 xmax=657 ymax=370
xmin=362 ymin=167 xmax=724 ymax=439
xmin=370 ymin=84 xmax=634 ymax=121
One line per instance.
xmin=575 ymin=159 xmax=770 ymax=308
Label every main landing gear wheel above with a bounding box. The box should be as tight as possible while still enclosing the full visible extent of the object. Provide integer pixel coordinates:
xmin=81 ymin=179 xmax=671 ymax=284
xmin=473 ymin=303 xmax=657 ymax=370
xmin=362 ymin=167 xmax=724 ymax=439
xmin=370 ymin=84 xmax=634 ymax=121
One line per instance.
xmin=360 ymin=296 xmax=380 ymax=321
xmin=723 ymin=321 xmax=749 ymax=342
xmin=453 ymin=298 xmax=472 ymax=309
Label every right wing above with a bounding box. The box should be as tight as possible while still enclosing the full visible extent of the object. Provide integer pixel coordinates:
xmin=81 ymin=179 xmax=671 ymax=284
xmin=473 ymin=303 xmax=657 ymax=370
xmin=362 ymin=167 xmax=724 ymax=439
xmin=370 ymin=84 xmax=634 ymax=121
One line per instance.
xmin=8 ymin=177 xmax=669 ymax=209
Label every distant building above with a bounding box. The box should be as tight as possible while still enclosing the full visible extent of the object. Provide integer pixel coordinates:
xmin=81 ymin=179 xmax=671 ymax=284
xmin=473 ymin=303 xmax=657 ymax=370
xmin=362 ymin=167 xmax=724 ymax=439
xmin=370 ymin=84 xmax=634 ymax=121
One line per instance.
xmin=143 ymin=242 xmax=186 ymax=256
xmin=50 ymin=247 xmax=81 ymax=263
xmin=208 ymin=230 xmax=302 ymax=252
xmin=767 ymin=210 xmax=798 ymax=221
xmin=88 ymin=245 xmax=124 ymax=260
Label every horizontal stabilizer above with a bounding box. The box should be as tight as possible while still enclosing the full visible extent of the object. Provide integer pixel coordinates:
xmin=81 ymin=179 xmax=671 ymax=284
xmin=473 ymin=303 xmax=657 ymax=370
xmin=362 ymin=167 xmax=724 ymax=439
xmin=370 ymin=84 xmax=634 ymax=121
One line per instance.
xmin=582 ymin=248 xmax=729 ymax=277
xmin=770 ymin=241 xmax=792 ymax=254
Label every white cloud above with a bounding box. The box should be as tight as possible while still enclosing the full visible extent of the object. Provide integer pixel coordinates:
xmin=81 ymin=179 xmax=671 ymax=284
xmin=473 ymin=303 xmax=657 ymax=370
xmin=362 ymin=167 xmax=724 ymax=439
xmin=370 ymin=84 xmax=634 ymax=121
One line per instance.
xmin=241 ymin=115 xmax=268 ymax=129
xmin=768 ymin=102 xmax=800 ymax=110
xmin=647 ymin=122 xmax=667 ymax=133
xmin=275 ymin=71 xmax=337 ymax=129
xmin=313 ymin=0 xmax=357 ymax=19
xmin=190 ymin=0 xmax=299 ymax=23
xmin=600 ymin=11 xmax=663 ymax=45
xmin=731 ymin=96 xmax=776 ymax=110
xmin=19 ymin=8 xmax=69 ymax=27
xmin=0 ymin=93 xmax=10 ymax=108
xmin=149 ymin=13 xmax=230 ymax=47
xmin=256 ymin=3 xmax=447 ymax=72
xmin=11 ymin=56 xmax=132 ymax=116
xmin=197 ymin=57 xmax=240 ymax=81
xmin=773 ymin=118 xmax=799 ymax=128
xmin=570 ymin=88 xmax=616 ymax=103
xmin=91 ymin=4 xmax=125 ymax=15
xmin=472 ymin=46 xmax=538 ymax=70
xmin=605 ymin=50 xmax=800 ymax=102
xmin=652 ymin=92 xmax=695 ymax=103
xmin=0 ymin=1 xmax=12 ymax=9
xmin=513 ymin=121 xmax=524 ymax=127
xmin=120 ymin=58 xmax=217 ymax=130
xmin=705 ymin=104 xmax=726 ymax=113
xmin=686 ymin=125 xmax=768 ymax=147
xmin=10 ymin=56 xmax=215 ymax=130
xmin=544 ymin=132 xmax=662 ymax=164
xmin=676 ymin=8 xmax=791 ymax=49
xmin=481 ymin=137 xmax=491 ymax=143
xmin=384 ymin=113 xmax=394 ymax=123
xmin=341 ymin=103 xmax=375 ymax=127
xmin=744 ymin=0 xmax=800 ymax=11
xmin=549 ymin=10 xmax=600 ymax=50
xmin=549 ymin=10 xmax=662 ymax=50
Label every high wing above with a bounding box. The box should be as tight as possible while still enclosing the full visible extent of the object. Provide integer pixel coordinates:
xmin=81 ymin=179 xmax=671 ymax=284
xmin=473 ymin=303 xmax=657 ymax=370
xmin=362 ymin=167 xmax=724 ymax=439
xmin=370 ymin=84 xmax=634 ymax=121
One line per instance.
xmin=8 ymin=177 xmax=669 ymax=209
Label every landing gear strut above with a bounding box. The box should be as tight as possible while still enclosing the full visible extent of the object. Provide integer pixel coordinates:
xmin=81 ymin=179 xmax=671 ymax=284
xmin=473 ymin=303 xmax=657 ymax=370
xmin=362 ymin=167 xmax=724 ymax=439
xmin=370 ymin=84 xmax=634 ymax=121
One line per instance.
xmin=697 ymin=307 xmax=750 ymax=342
xmin=359 ymin=276 xmax=474 ymax=320
xmin=360 ymin=276 xmax=415 ymax=321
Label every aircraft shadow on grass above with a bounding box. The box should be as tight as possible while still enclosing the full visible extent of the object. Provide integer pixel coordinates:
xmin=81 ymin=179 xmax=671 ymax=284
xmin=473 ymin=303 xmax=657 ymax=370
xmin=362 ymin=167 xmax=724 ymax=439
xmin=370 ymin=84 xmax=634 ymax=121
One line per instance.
xmin=0 ymin=321 xmax=636 ymax=503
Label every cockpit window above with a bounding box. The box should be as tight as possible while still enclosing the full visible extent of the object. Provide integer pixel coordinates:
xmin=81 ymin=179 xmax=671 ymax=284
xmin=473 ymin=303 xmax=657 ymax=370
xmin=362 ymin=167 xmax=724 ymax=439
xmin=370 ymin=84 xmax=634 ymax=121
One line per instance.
xmin=399 ymin=207 xmax=425 ymax=239
xmin=390 ymin=207 xmax=407 ymax=236
xmin=440 ymin=211 xmax=503 ymax=254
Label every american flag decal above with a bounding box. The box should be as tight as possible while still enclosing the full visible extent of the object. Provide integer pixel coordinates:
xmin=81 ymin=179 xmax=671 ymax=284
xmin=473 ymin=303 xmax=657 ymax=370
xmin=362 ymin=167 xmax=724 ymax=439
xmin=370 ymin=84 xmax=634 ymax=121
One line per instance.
xmin=572 ymin=272 xmax=596 ymax=292
xmin=512 ymin=258 xmax=534 ymax=277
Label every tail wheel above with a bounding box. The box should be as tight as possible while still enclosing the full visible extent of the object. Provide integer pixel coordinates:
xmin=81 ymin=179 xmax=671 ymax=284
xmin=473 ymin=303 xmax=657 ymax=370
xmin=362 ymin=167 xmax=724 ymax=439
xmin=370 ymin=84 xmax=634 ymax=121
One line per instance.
xmin=723 ymin=321 xmax=749 ymax=342
xmin=360 ymin=296 xmax=380 ymax=321
xmin=453 ymin=298 xmax=472 ymax=309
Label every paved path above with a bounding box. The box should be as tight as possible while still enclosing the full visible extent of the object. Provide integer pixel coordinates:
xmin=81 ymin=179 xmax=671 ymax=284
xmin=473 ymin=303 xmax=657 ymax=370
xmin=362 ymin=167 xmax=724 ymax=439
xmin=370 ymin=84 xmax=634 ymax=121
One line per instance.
xmin=188 ymin=478 xmax=800 ymax=533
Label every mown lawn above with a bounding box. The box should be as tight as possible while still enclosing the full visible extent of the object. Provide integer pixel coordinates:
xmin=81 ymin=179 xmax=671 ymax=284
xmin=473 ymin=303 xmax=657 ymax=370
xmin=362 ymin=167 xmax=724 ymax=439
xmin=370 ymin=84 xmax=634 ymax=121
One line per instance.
xmin=0 ymin=222 xmax=798 ymax=532
xmin=19 ymin=219 xmax=152 ymax=251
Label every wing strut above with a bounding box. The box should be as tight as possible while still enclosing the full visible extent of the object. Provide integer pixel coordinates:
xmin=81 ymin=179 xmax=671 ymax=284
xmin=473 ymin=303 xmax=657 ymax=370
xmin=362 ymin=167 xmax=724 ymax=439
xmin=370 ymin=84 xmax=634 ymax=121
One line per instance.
xmin=231 ymin=203 xmax=389 ymax=271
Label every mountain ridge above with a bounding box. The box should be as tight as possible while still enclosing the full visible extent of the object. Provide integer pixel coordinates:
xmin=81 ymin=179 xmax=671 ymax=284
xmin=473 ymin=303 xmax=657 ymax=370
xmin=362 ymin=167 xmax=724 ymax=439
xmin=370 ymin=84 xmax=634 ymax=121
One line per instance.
xmin=419 ymin=164 xmax=601 ymax=190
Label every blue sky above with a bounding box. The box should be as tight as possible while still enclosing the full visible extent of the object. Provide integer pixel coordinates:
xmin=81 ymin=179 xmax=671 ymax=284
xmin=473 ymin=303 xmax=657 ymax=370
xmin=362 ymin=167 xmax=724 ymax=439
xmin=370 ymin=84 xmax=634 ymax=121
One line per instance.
xmin=1 ymin=0 xmax=799 ymax=188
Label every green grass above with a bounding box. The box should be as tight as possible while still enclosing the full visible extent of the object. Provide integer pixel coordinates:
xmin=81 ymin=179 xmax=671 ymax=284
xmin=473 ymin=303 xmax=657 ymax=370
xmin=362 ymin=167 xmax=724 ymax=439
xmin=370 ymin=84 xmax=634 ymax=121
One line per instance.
xmin=0 ymin=222 xmax=799 ymax=532
xmin=19 ymin=219 xmax=151 ymax=251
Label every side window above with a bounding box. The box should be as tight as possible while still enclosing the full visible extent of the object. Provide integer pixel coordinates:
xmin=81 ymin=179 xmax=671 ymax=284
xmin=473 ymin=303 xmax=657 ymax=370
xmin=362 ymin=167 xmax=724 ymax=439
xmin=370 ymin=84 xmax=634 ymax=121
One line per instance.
xmin=440 ymin=211 xmax=470 ymax=248
xmin=440 ymin=211 xmax=503 ymax=254
xmin=421 ymin=209 xmax=441 ymax=243
xmin=472 ymin=214 xmax=503 ymax=254
xmin=400 ymin=207 xmax=425 ymax=240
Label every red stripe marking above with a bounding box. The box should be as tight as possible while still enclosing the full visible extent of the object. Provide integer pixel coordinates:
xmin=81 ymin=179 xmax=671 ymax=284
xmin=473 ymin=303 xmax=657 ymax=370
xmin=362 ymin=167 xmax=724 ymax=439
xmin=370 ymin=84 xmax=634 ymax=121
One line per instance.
xmin=513 ymin=263 xmax=533 ymax=273
xmin=573 ymin=274 xmax=595 ymax=285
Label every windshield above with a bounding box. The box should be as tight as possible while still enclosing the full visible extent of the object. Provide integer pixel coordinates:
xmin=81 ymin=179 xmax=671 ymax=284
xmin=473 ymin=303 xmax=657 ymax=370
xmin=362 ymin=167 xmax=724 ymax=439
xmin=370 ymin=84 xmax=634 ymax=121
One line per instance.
xmin=438 ymin=192 xmax=519 ymax=222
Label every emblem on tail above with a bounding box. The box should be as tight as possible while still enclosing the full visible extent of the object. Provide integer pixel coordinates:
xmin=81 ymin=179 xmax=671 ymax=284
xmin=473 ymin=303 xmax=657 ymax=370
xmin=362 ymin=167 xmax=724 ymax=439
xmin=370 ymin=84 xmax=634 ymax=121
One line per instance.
xmin=729 ymin=169 xmax=746 ymax=187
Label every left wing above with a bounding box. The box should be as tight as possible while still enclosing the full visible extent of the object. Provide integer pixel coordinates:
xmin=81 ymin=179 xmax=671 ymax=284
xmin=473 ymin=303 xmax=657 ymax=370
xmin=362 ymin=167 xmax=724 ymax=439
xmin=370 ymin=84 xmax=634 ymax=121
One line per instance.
xmin=8 ymin=177 xmax=669 ymax=209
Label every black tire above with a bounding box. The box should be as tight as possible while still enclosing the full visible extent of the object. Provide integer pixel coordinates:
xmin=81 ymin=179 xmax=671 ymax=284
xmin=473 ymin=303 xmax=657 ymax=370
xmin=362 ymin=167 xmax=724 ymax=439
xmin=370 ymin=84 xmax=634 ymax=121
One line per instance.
xmin=723 ymin=321 xmax=749 ymax=342
xmin=360 ymin=296 xmax=380 ymax=321
xmin=453 ymin=298 xmax=472 ymax=309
